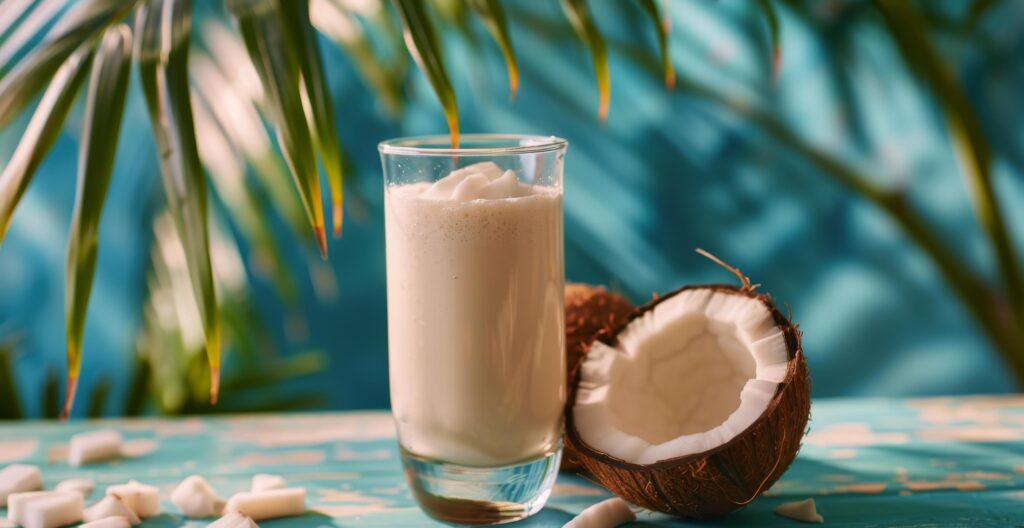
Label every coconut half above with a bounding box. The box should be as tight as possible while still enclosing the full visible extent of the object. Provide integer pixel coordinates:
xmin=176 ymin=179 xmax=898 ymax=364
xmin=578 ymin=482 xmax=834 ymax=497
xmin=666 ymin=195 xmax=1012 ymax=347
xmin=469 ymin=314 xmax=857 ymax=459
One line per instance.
xmin=566 ymin=282 xmax=809 ymax=519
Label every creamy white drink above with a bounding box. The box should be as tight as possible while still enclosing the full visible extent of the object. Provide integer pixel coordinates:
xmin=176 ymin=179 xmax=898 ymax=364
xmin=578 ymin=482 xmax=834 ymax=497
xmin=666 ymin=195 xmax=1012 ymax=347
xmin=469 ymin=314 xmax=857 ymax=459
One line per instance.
xmin=384 ymin=162 xmax=565 ymax=467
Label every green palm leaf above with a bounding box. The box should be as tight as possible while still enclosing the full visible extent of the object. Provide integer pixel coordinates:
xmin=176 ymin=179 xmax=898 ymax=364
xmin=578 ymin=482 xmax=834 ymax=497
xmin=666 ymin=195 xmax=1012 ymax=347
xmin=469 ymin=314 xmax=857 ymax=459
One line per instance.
xmin=136 ymin=0 xmax=223 ymax=404
xmin=875 ymin=0 xmax=1023 ymax=318
xmin=64 ymin=24 xmax=132 ymax=419
xmin=312 ymin=0 xmax=404 ymax=116
xmin=560 ymin=0 xmax=609 ymax=122
xmin=755 ymin=0 xmax=781 ymax=79
xmin=187 ymin=45 xmax=307 ymax=237
xmin=0 ymin=0 xmax=68 ymax=75
xmin=637 ymin=0 xmax=674 ymax=88
xmin=191 ymin=92 xmax=300 ymax=303
xmin=0 ymin=0 xmax=38 ymax=46
xmin=468 ymin=0 xmax=519 ymax=99
xmin=230 ymin=0 xmax=328 ymax=257
xmin=0 ymin=47 xmax=93 ymax=245
xmin=393 ymin=0 xmax=460 ymax=147
xmin=0 ymin=0 xmax=137 ymax=127
xmin=279 ymin=0 xmax=347 ymax=238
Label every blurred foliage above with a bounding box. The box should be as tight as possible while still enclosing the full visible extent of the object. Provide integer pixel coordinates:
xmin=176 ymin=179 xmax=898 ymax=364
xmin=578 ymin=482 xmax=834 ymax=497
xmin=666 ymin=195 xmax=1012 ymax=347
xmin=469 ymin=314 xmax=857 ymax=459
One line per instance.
xmin=0 ymin=0 xmax=1022 ymax=417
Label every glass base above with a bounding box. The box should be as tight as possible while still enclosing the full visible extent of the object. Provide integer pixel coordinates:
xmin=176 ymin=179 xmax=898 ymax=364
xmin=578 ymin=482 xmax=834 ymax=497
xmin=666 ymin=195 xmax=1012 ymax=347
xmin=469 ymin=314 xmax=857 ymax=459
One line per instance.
xmin=400 ymin=446 xmax=562 ymax=525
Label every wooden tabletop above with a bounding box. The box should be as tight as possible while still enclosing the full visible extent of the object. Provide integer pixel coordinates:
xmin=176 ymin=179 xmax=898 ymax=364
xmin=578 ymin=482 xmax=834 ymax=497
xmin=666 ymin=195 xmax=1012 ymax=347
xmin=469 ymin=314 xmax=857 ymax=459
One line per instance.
xmin=1 ymin=395 xmax=1022 ymax=526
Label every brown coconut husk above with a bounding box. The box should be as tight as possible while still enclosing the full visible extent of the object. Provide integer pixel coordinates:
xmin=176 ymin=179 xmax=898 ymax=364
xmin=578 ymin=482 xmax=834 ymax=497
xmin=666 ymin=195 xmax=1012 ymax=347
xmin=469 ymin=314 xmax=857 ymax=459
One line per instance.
xmin=562 ymin=283 xmax=635 ymax=471
xmin=564 ymin=282 xmax=810 ymax=518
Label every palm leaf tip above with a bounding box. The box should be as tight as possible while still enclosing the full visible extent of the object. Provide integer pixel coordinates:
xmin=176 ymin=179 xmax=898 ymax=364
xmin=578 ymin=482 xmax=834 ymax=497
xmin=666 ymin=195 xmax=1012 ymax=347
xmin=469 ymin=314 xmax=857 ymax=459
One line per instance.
xmin=61 ymin=372 xmax=79 ymax=421
xmin=231 ymin=2 xmax=329 ymax=256
xmin=332 ymin=196 xmax=343 ymax=238
xmin=560 ymin=0 xmax=609 ymax=122
xmin=755 ymin=0 xmax=781 ymax=81
xmin=315 ymin=225 xmax=328 ymax=259
xmin=638 ymin=0 xmax=674 ymax=89
xmin=210 ymin=366 xmax=220 ymax=405
xmin=393 ymin=0 xmax=460 ymax=147
xmin=278 ymin=0 xmax=345 ymax=240
xmin=468 ymin=0 xmax=518 ymax=100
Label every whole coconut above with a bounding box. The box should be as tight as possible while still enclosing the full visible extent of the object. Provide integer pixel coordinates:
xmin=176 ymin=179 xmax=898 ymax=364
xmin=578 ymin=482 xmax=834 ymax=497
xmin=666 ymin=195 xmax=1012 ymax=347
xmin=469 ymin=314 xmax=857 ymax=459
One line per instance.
xmin=562 ymin=283 xmax=635 ymax=471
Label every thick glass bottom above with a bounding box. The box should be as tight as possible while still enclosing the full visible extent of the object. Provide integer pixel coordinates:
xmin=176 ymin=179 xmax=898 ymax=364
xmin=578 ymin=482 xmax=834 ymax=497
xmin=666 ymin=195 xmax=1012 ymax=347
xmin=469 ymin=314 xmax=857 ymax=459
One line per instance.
xmin=400 ymin=445 xmax=562 ymax=525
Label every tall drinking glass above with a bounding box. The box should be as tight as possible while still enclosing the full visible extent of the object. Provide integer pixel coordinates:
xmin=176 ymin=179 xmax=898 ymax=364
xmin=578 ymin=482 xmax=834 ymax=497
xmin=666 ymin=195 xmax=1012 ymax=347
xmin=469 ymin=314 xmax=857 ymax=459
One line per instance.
xmin=379 ymin=135 xmax=567 ymax=524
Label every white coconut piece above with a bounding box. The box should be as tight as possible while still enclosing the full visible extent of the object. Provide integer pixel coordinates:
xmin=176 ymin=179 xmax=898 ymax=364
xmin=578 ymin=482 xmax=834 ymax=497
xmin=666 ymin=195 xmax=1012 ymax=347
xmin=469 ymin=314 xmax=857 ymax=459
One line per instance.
xmin=207 ymin=511 xmax=258 ymax=528
xmin=19 ymin=491 xmax=83 ymax=528
xmin=573 ymin=289 xmax=791 ymax=465
xmin=105 ymin=481 xmax=159 ymax=518
xmin=564 ymin=498 xmax=636 ymax=528
xmin=249 ymin=474 xmax=286 ymax=492
xmin=55 ymin=478 xmax=95 ymax=498
xmin=84 ymin=495 xmax=141 ymax=525
xmin=774 ymin=498 xmax=823 ymax=523
xmin=223 ymin=488 xmax=305 ymax=521
xmin=7 ymin=492 xmax=67 ymax=525
xmin=171 ymin=475 xmax=225 ymax=518
xmin=79 ymin=517 xmax=133 ymax=528
xmin=68 ymin=430 xmax=122 ymax=466
xmin=0 ymin=464 xmax=43 ymax=506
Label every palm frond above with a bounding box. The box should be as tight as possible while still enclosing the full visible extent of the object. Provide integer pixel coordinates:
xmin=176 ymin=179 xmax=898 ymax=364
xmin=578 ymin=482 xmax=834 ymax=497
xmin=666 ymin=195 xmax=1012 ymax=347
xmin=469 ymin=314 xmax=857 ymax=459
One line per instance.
xmin=875 ymin=0 xmax=1023 ymax=317
xmin=560 ymin=0 xmax=609 ymax=122
xmin=0 ymin=0 xmax=68 ymax=75
xmin=279 ymin=0 xmax=347 ymax=238
xmin=468 ymin=0 xmax=519 ymax=99
xmin=230 ymin=0 xmax=329 ymax=257
xmin=0 ymin=47 xmax=93 ymax=245
xmin=637 ymin=0 xmax=674 ymax=89
xmin=393 ymin=0 xmax=460 ymax=146
xmin=191 ymin=91 xmax=300 ymax=303
xmin=755 ymin=0 xmax=781 ymax=80
xmin=311 ymin=0 xmax=404 ymax=116
xmin=0 ymin=0 xmax=40 ymax=46
xmin=0 ymin=0 xmax=137 ymax=127
xmin=188 ymin=43 xmax=307 ymax=236
xmin=64 ymin=24 xmax=132 ymax=419
xmin=135 ymin=0 xmax=223 ymax=404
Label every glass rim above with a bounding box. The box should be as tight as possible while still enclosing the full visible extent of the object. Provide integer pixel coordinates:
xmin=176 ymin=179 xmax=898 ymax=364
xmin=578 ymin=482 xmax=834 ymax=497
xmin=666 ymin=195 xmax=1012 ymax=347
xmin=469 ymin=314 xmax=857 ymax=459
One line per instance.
xmin=378 ymin=134 xmax=568 ymax=157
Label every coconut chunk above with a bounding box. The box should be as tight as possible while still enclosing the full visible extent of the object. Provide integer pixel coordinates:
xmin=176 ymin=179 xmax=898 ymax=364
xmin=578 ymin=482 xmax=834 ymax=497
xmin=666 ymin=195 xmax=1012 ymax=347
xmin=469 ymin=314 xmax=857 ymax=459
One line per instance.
xmin=250 ymin=474 xmax=286 ymax=492
xmin=7 ymin=492 xmax=68 ymax=525
xmin=84 ymin=495 xmax=141 ymax=525
xmin=564 ymin=498 xmax=636 ymax=528
xmin=774 ymin=498 xmax=823 ymax=523
xmin=171 ymin=475 xmax=225 ymax=518
xmin=105 ymin=481 xmax=159 ymax=518
xmin=19 ymin=492 xmax=83 ymax=528
xmin=55 ymin=478 xmax=95 ymax=498
xmin=207 ymin=511 xmax=258 ymax=528
xmin=79 ymin=517 xmax=133 ymax=528
xmin=68 ymin=430 xmax=122 ymax=466
xmin=223 ymin=488 xmax=304 ymax=521
xmin=0 ymin=464 xmax=43 ymax=506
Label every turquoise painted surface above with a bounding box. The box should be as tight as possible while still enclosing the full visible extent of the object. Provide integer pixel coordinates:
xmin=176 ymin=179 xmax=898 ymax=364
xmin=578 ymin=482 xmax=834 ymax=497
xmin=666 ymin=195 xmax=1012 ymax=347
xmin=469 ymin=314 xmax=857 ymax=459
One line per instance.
xmin=2 ymin=395 xmax=1023 ymax=526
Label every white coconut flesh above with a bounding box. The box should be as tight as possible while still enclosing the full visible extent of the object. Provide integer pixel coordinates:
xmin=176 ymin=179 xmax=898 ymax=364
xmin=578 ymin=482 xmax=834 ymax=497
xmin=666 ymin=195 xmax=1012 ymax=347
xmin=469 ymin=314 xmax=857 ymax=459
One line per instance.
xmin=573 ymin=288 xmax=791 ymax=466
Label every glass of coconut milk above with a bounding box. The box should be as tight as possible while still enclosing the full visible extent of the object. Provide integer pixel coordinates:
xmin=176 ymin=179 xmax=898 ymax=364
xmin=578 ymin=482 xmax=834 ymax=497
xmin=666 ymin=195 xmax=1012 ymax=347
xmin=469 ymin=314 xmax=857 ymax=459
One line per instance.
xmin=379 ymin=135 xmax=567 ymax=524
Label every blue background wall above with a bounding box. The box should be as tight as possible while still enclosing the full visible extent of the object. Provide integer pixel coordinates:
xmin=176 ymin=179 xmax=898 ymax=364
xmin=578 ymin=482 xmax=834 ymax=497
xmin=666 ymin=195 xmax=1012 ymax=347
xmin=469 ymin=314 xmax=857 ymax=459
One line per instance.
xmin=2 ymin=1 xmax=1023 ymax=416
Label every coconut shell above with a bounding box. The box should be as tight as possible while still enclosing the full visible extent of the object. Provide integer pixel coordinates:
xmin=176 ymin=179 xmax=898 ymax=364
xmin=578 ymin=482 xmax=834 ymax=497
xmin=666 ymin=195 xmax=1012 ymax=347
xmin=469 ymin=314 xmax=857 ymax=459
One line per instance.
xmin=565 ymin=284 xmax=811 ymax=519
xmin=562 ymin=283 xmax=635 ymax=471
